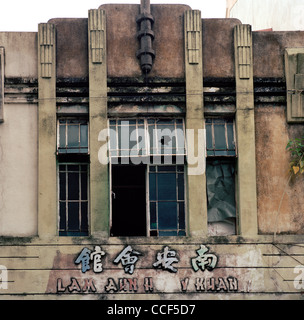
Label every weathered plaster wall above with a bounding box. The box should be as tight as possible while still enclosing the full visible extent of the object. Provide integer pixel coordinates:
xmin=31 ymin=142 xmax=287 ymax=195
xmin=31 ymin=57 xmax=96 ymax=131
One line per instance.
xmin=0 ymin=32 xmax=38 ymax=236
xmin=202 ymin=18 xmax=240 ymax=78
xmin=255 ymin=106 xmax=304 ymax=235
xmin=253 ymin=30 xmax=304 ymax=234
xmin=0 ymin=238 xmax=302 ymax=299
xmin=253 ymin=31 xmax=304 ymax=78
xmin=100 ymin=4 xmax=189 ymax=78
xmin=48 ymin=18 xmax=88 ymax=79
xmin=0 ymin=32 xmax=37 ymax=78
xmin=0 ymin=103 xmax=38 ymax=236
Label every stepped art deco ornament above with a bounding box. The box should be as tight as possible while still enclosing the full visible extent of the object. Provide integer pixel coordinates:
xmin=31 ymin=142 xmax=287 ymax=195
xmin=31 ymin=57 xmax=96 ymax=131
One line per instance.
xmin=136 ymin=0 xmax=155 ymax=74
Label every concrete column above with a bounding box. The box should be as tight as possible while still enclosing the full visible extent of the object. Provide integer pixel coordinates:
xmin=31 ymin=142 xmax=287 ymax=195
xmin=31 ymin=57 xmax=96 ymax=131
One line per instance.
xmin=184 ymin=10 xmax=207 ymax=237
xmin=38 ymin=23 xmax=57 ymax=238
xmin=88 ymin=9 xmax=109 ymax=237
xmin=234 ymin=24 xmax=258 ymax=236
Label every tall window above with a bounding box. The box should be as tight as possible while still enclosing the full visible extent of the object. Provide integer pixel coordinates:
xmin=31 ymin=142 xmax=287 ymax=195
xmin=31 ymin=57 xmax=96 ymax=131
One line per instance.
xmin=205 ymin=118 xmax=237 ymax=236
xmin=149 ymin=165 xmax=186 ymax=236
xmin=109 ymin=118 xmax=186 ymax=237
xmin=58 ymin=164 xmax=89 ymax=236
xmin=57 ymin=118 xmax=89 ymax=236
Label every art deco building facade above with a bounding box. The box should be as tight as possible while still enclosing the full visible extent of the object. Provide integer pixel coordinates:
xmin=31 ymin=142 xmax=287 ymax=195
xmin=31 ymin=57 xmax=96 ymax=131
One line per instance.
xmin=0 ymin=1 xmax=303 ymax=299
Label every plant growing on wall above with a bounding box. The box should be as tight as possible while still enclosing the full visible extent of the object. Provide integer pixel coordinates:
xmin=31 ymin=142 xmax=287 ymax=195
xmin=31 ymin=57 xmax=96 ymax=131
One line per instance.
xmin=286 ymin=136 xmax=304 ymax=175
xmin=273 ymin=136 xmax=304 ymax=240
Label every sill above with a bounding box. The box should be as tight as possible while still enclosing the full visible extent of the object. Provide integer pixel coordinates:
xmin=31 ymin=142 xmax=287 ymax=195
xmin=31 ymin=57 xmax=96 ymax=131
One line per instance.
xmin=0 ymin=234 xmax=304 ymax=246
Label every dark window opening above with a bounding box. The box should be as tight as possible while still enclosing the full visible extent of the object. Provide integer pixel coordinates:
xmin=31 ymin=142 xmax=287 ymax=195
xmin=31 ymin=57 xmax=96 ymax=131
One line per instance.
xmin=111 ymin=165 xmax=147 ymax=237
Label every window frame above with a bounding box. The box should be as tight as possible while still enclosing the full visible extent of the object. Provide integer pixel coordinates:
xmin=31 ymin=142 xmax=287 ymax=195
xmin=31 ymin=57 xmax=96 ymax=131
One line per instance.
xmin=108 ymin=118 xmax=186 ymax=160
xmin=205 ymin=117 xmax=238 ymax=236
xmin=205 ymin=117 xmax=237 ymax=157
xmin=148 ymin=164 xmax=187 ymax=237
xmin=57 ymin=117 xmax=89 ymax=155
xmin=57 ymin=162 xmax=90 ymax=237
xmin=108 ymin=117 xmax=187 ymax=238
xmin=57 ymin=116 xmax=90 ymax=237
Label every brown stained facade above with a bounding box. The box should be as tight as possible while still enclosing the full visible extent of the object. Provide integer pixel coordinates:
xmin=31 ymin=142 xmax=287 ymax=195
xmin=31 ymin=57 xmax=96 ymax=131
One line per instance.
xmin=0 ymin=2 xmax=303 ymax=299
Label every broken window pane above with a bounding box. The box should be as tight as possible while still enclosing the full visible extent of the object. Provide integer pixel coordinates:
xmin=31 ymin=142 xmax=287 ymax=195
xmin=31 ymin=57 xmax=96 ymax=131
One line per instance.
xmin=206 ymin=159 xmax=236 ymax=235
xmin=109 ymin=118 xmax=185 ymax=158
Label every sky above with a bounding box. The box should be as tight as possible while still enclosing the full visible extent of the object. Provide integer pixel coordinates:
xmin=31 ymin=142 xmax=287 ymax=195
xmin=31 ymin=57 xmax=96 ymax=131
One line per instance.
xmin=0 ymin=0 xmax=226 ymax=32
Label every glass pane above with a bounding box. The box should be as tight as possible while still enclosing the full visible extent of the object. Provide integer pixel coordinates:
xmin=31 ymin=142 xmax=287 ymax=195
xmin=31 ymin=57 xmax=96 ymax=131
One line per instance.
xmin=118 ymin=119 xmax=136 ymax=125
xmin=158 ymin=166 xmax=175 ymax=172
xmin=59 ymin=202 xmax=66 ymax=230
xmin=118 ymin=125 xmax=130 ymax=157
xmin=109 ymin=128 xmax=117 ymax=151
xmin=158 ymin=202 xmax=177 ymax=230
xmin=81 ymin=202 xmax=88 ymax=232
xmin=80 ymin=124 xmax=88 ymax=148
xmin=81 ymin=172 xmax=88 ymax=200
xmin=149 ymin=124 xmax=157 ymax=154
xmin=178 ymin=202 xmax=185 ymax=229
xmin=157 ymin=119 xmax=175 ymax=126
xmin=157 ymin=173 xmax=176 ymax=201
xmin=206 ymin=123 xmax=213 ymax=149
xmin=68 ymin=125 xmax=79 ymax=148
xmin=176 ymin=127 xmax=185 ymax=154
xmin=159 ymin=231 xmax=178 ymax=236
xmin=59 ymin=124 xmax=66 ymax=149
xmin=227 ymin=122 xmax=235 ymax=151
xmin=67 ymin=165 xmax=79 ymax=171
xmin=68 ymin=172 xmax=79 ymax=200
xmin=129 ymin=125 xmax=137 ymax=155
xmin=214 ymin=124 xmax=227 ymax=150
xmin=214 ymin=150 xmax=228 ymax=156
xmin=150 ymin=202 xmax=157 ymax=229
xmin=206 ymin=160 xmax=236 ymax=222
xmin=59 ymin=172 xmax=66 ymax=200
xmin=68 ymin=202 xmax=79 ymax=231
xmin=137 ymin=128 xmax=146 ymax=156
xmin=177 ymin=173 xmax=184 ymax=200
xmin=149 ymin=173 xmax=156 ymax=201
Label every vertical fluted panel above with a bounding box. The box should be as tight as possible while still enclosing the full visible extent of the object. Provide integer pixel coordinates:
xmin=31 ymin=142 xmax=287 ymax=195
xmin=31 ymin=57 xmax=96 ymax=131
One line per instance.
xmin=185 ymin=10 xmax=201 ymax=65
xmin=235 ymin=24 xmax=252 ymax=79
xmin=89 ymin=9 xmax=106 ymax=64
xmin=39 ymin=24 xmax=55 ymax=78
